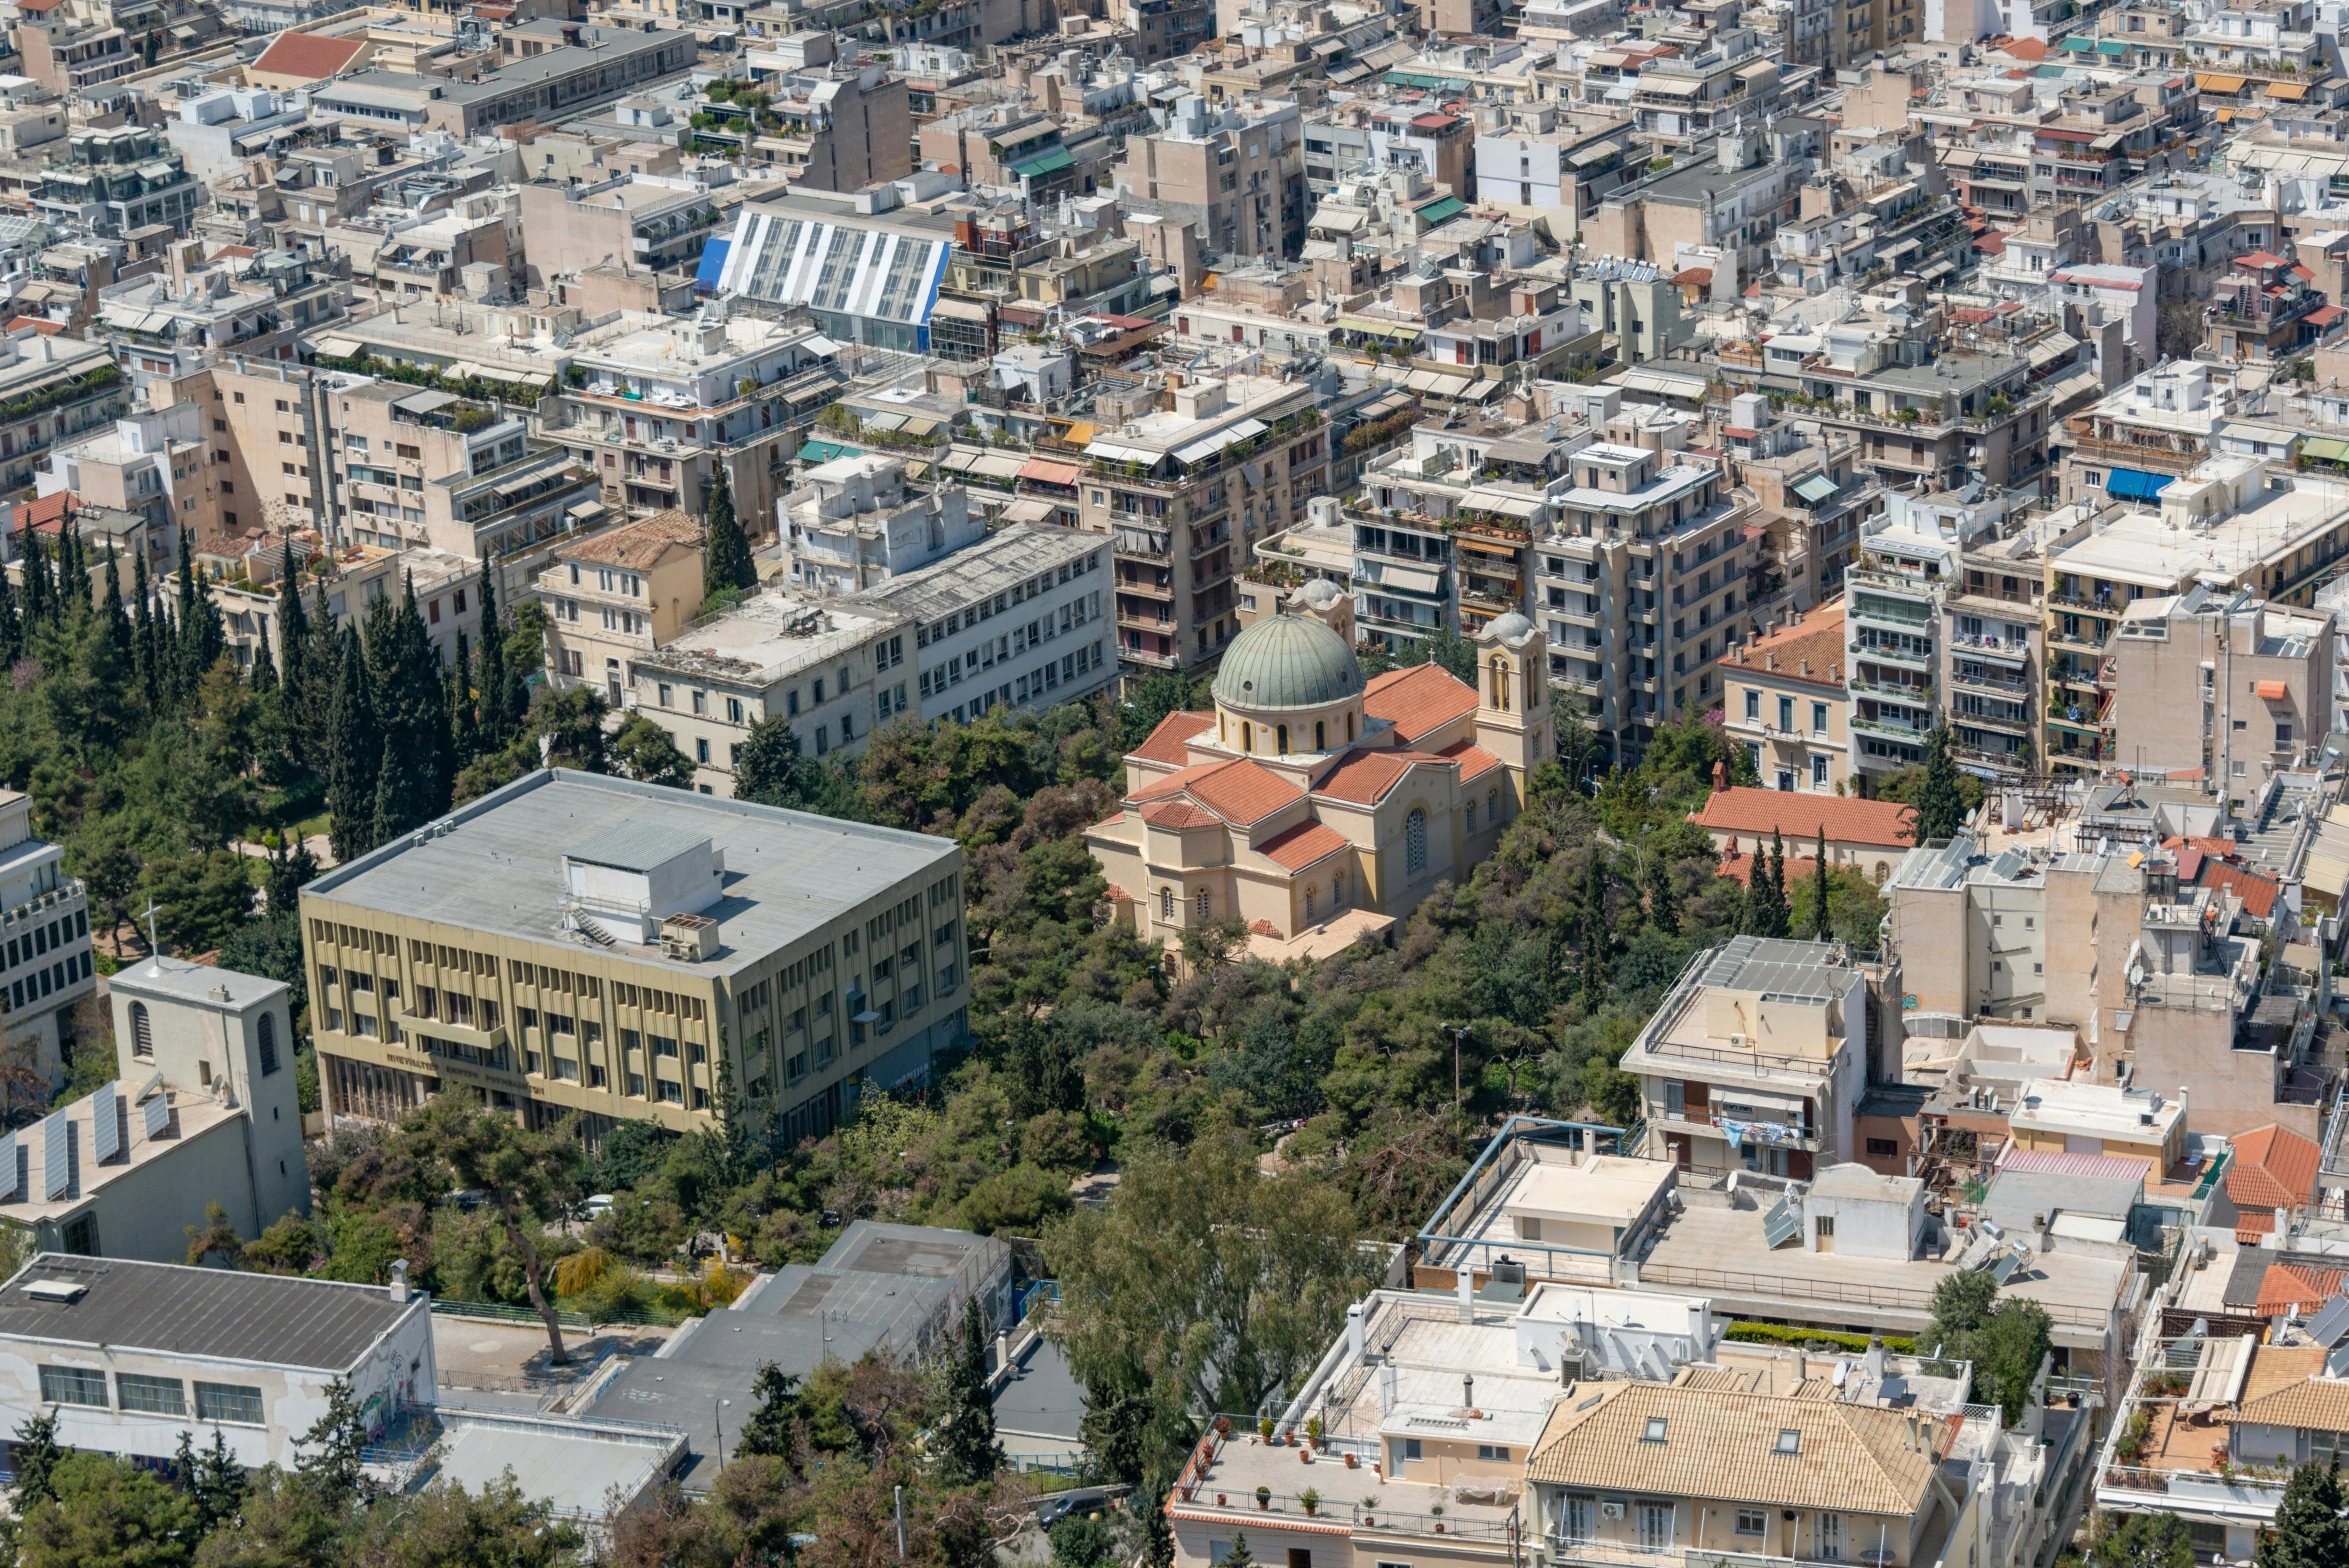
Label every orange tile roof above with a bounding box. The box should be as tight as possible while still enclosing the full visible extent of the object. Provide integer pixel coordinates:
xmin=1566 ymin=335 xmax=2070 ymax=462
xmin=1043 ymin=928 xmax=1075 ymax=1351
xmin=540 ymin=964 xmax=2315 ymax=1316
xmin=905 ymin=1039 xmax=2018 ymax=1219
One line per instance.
xmin=18 ymin=492 xmax=71 ymax=534
xmin=1438 ymin=736 xmax=1503 ymax=781
xmin=1994 ymin=36 xmax=2048 ymax=60
xmin=252 ymin=28 xmax=369 ymax=78
xmin=1722 ymin=603 xmax=1846 ymax=688
xmin=1365 ymin=663 xmax=1476 ymax=744
xmin=2229 ymin=1125 xmax=2321 ymax=1212
xmin=2257 ymin=1262 xmax=2345 ymax=1316
xmin=2200 ymin=861 xmax=2281 ymax=918
xmin=560 ymin=510 xmax=701 ymax=569
xmin=1141 ymin=799 xmax=1222 ymax=829
xmin=1692 ymin=787 xmax=1915 ymax=849
xmin=3 ymin=317 xmax=62 ymax=336
xmin=1129 ymin=709 xmax=1214 ymax=767
xmin=1717 ymin=846 xmax=1822 ymax=887
xmin=1257 ymin=819 xmax=1349 ymax=871
xmin=1313 ymin=749 xmax=1452 ymax=805
xmin=1130 ymin=758 xmax=1302 ymax=825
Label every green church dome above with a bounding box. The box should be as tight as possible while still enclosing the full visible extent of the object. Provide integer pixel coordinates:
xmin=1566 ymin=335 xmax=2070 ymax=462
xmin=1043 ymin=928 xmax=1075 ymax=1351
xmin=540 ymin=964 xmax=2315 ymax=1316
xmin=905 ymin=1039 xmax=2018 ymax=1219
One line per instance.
xmin=1213 ymin=613 xmax=1364 ymax=712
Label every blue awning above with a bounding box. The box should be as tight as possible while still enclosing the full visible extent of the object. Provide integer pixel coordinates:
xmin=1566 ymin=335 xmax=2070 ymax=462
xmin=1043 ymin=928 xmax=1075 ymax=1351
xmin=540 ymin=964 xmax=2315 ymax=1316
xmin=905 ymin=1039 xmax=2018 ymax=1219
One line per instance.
xmin=694 ymin=238 xmax=730 ymax=295
xmin=2103 ymin=467 xmax=2173 ymax=502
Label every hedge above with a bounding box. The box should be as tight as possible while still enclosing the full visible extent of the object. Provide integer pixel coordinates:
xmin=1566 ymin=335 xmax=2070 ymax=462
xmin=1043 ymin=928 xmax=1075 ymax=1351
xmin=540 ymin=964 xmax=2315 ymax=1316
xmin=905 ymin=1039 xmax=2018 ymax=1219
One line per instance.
xmin=1725 ymin=1321 xmax=1917 ymax=1355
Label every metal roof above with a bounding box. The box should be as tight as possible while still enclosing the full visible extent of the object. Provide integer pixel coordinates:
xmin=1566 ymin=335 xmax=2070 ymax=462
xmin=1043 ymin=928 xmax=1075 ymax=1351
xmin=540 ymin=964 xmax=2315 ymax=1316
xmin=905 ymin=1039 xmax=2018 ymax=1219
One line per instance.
xmin=565 ymin=819 xmax=710 ymax=874
xmin=0 ymin=1254 xmax=414 ymax=1371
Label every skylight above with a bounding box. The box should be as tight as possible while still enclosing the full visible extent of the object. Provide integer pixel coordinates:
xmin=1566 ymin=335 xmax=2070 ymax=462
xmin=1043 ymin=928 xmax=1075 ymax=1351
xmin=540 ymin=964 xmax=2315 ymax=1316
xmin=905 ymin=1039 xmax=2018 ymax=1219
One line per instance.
xmin=1642 ymin=1417 xmax=1668 ymax=1443
xmin=1775 ymin=1429 xmax=1802 ymax=1456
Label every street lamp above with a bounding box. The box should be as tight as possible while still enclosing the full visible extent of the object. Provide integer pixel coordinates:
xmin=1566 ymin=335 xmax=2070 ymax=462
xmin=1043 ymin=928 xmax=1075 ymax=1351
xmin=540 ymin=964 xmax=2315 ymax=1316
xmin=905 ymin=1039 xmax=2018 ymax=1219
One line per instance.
xmin=1449 ymin=1024 xmax=1470 ymax=1117
xmin=714 ymin=1396 xmax=732 ymax=1472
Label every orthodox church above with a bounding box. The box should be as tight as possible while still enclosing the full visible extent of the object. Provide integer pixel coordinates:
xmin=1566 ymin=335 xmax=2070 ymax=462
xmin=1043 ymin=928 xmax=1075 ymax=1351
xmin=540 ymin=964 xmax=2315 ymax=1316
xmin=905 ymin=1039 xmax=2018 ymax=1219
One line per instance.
xmin=1089 ymin=581 xmax=1553 ymax=960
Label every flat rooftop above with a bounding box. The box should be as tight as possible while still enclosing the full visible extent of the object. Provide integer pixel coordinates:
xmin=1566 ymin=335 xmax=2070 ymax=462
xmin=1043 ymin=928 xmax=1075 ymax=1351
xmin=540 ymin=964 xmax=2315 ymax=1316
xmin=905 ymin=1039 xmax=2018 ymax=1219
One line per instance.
xmin=420 ymin=1404 xmax=683 ymax=1517
xmin=1502 ymin=1156 xmax=1675 ymax=1227
xmin=637 ymin=591 xmax=899 ymax=685
xmin=0 ymin=1086 xmax=245 ymax=1225
xmin=847 ymin=523 xmax=1104 ymax=626
xmin=2050 ymin=481 xmax=2349 ymax=587
xmin=2010 ymin=1079 xmax=2181 ymax=1142
xmin=0 ymin=1254 xmax=415 ymax=1370
xmin=304 ymin=769 xmax=959 ymax=979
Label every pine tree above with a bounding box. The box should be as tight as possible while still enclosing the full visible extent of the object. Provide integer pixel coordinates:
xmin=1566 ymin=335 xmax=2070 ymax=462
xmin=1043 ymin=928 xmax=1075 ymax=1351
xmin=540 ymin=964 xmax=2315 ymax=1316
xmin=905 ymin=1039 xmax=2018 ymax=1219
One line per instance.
xmin=325 ymin=627 xmax=381 ymax=864
xmin=10 ymin=1407 xmax=62 ymax=1509
xmin=936 ymin=1295 xmax=1001 ymax=1482
xmin=703 ymin=465 xmax=754 ymax=597
xmin=732 ymin=1360 xmax=800 ymax=1459
xmin=2258 ymin=1460 xmax=2349 ymax=1568
xmin=1810 ymin=825 xmax=1832 ymax=941
xmin=477 ymin=564 xmax=510 ymax=746
xmin=1221 ymin=1534 xmax=1256 ymax=1568
xmin=1912 ymin=722 xmax=1969 ymax=844
xmin=293 ymin=1377 xmax=369 ymax=1506
xmin=129 ymin=547 xmax=155 ymax=707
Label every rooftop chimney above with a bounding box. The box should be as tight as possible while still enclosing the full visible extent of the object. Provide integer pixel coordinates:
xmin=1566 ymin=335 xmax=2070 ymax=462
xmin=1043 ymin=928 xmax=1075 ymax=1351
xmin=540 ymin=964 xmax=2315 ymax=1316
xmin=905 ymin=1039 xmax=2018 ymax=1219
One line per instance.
xmin=388 ymin=1258 xmax=411 ymax=1304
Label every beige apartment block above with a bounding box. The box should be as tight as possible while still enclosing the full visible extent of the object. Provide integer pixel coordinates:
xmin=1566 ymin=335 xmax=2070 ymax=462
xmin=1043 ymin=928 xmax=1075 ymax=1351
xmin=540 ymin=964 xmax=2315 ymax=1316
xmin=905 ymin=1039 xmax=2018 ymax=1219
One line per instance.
xmin=1112 ymin=96 xmax=1306 ymax=260
xmin=1719 ymin=602 xmax=1848 ymax=795
xmin=210 ymin=537 xmax=483 ymax=674
xmin=33 ymin=403 xmax=217 ymax=567
xmin=2106 ymin=585 xmax=2331 ymax=788
xmin=0 ymin=330 xmax=130 ymax=493
xmin=301 ymin=769 xmax=968 ymax=1146
xmin=514 ymin=175 xmax=727 ymax=292
xmin=743 ymin=32 xmax=914 ymax=192
xmin=541 ymin=509 xmax=706 ymax=703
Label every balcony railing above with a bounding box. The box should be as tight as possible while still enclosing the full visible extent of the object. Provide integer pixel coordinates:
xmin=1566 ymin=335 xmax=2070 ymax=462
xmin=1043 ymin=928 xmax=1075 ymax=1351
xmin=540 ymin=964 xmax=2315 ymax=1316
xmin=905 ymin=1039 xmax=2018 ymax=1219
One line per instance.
xmin=1549 ymin=1539 xmax=1907 ymax=1568
xmin=4 ymin=879 xmax=85 ymax=930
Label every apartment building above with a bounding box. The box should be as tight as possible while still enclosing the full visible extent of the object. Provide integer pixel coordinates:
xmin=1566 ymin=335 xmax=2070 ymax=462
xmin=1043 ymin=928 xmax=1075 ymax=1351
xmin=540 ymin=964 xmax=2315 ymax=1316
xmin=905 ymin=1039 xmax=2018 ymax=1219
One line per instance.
xmin=2206 ymin=250 xmax=2332 ymax=362
xmin=302 ymin=769 xmax=969 ymax=1144
xmin=540 ymin=510 xmax=705 ymax=702
xmin=315 ymin=24 xmax=696 ymax=137
xmin=1079 ymin=373 xmax=1327 ymax=673
xmin=533 ymin=310 xmax=843 ymax=537
xmin=33 ymin=125 xmax=202 ymax=239
xmin=33 ymin=403 xmax=215 ymax=559
xmin=1108 ymin=0 xmax=1211 ymax=64
xmin=514 ymin=175 xmax=727 ymax=291
xmin=1940 ymin=523 xmax=2049 ymax=781
xmin=2060 ymin=359 xmax=2243 ymax=506
xmin=1623 ymin=935 xmax=1869 ymax=1179
xmin=781 ymin=453 xmax=984 ymax=597
xmin=1720 ymin=602 xmax=1848 ymax=795
xmin=2106 ymin=584 xmax=2331 ymax=786
xmin=1112 ymin=95 xmax=1307 ymax=261
xmin=13 ymin=11 xmax=132 ymax=96
xmin=629 ymin=594 xmax=905 ymax=788
xmin=93 ymin=244 xmax=346 ymax=388
xmin=0 ymin=329 xmax=129 ymax=493
xmin=1531 ymin=441 xmax=1755 ymax=763
xmin=213 ymin=540 xmax=482 ymax=673
xmin=741 ymin=31 xmax=912 ymax=192
xmin=858 ymin=523 xmax=1116 ymax=726
xmin=1466 ymin=107 xmax=1640 ymax=227
xmin=0 ymin=789 xmax=94 ymax=1086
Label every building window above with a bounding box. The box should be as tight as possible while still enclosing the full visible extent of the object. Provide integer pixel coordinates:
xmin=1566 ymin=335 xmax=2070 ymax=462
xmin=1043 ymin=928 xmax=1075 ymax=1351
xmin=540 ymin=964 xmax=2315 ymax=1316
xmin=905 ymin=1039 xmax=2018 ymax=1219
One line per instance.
xmin=1865 ymin=1137 xmax=1898 ymax=1157
xmin=38 ymin=1365 xmax=109 ymax=1408
xmin=257 ymin=1012 xmax=279 ymax=1075
xmin=116 ymin=1373 xmax=187 ymax=1417
xmin=1405 ymin=809 xmax=1428 ymax=875
xmin=130 ymin=1001 xmax=152 ymax=1059
xmin=194 ymin=1382 xmax=266 ymax=1425
xmin=1196 ymin=889 xmax=1211 ymax=921
xmin=1160 ymin=888 xmax=1174 ymax=920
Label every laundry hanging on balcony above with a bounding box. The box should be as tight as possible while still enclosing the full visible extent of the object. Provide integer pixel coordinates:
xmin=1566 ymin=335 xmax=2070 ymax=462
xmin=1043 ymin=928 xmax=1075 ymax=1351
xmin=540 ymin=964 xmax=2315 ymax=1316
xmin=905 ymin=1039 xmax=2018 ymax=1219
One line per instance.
xmin=1719 ymin=1117 xmax=1805 ymax=1152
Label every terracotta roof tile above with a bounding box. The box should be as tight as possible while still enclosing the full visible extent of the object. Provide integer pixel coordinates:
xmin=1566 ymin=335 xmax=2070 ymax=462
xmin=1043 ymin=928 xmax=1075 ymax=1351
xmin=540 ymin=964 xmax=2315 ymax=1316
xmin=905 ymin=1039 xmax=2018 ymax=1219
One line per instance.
xmin=1717 ymin=846 xmax=1822 ymax=887
xmin=2228 ymin=1125 xmax=2321 ymax=1212
xmin=1131 ymin=759 xmax=1302 ymax=825
xmin=1129 ymin=709 xmax=1214 ymax=766
xmin=2200 ymin=860 xmax=2281 ymax=918
xmin=1364 ymin=663 xmax=1477 ymax=744
xmin=1141 ymin=799 xmax=1221 ymax=829
xmin=1722 ymin=602 xmax=1845 ymax=687
xmin=3 ymin=317 xmax=62 ymax=336
xmin=1312 ymin=749 xmax=1452 ymax=805
xmin=1528 ymin=1383 xmax=1948 ymax=1518
xmin=2236 ymin=1369 xmax=2349 ymax=1430
xmin=2255 ymin=1261 xmax=2344 ymax=1316
xmin=252 ymin=29 xmax=369 ymax=79
xmin=560 ymin=510 xmax=701 ymax=570
xmin=1256 ymin=819 xmax=1349 ymax=871
xmin=1437 ymin=737 xmax=1503 ymax=781
xmin=1692 ymin=787 xmax=1915 ymax=849
xmin=18 ymin=493 xmax=70 ymax=533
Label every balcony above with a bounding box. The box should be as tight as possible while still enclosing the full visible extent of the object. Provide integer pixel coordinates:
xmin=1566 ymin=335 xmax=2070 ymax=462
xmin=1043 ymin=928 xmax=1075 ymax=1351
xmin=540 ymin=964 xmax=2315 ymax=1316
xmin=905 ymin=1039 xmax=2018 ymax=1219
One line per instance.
xmin=1853 ymin=712 xmax=1930 ymax=740
xmin=1953 ymin=707 xmax=2031 ymax=735
xmin=1949 ymin=665 xmax=2032 ymax=697
xmin=1850 ymin=643 xmax=1933 ymax=671
xmin=1846 ymin=596 xmax=1935 ymax=631
xmin=1549 ymin=1538 xmax=1905 ymax=1568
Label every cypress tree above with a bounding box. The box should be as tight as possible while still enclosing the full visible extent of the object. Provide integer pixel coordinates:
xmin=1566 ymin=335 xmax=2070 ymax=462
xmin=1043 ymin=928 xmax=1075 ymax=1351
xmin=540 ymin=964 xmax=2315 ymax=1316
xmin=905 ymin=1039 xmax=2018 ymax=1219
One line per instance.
xmin=324 ymin=626 xmax=381 ymax=864
xmin=302 ymin=578 xmax=336 ymax=734
xmin=1913 ymin=722 xmax=1969 ymax=844
xmin=935 ymin=1295 xmax=1000 ymax=1482
xmin=703 ymin=466 xmax=753 ymax=597
xmin=97 ymin=546 xmax=129 ymax=673
xmin=19 ymin=528 xmax=47 ymax=631
xmin=1644 ymin=847 xmax=1679 ymax=936
xmin=1752 ymin=829 xmax=1790 ymax=939
xmin=1810 ymin=825 xmax=1832 ymax=941
xmin=54 ymin=518 xmax=82 ymax=621
xmin=449 ymin=627 xmax=476 ymax=763
xmin=177 ymin=561 xmax=225 ymax=694
xmin=276 ymin=540 xmax=309 ymax=755
xmin=476 ymin=563 xmax=510 ymax=745
xmin=129 ymin=547 xmax=154 ymax=706
xmin=250 ymin=618 xmax=278 ymax=692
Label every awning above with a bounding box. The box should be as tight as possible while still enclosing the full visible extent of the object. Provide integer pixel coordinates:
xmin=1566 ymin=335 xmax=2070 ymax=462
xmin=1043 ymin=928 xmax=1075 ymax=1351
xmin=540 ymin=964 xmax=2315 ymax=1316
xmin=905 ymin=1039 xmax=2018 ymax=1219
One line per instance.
xmin=931 ymin=296 xmax=991 ymax=322
xmin=1461 ymin=488 xmax=1544 ymax=519
xmin=314 ymin=336 xmax=361 ymax=359
xmin=1008 ymin=146 xmax=1077 ymax=180
xmin=968 ymin=452 xmax=1028 ymax=480
xmin=1792 ymin=473 xmax=1839 ymax=506
xmin=899 ymin=416 xmax=943 ymax=438
xmin=2096 ymin=37 xmax=2127 ymax=54
xmin=861 ymin=411 xmax=907 ymax=432
xmin=997 ymin=498 xmax=1059 ymax=524
xmin=1403 ymin=369 xmax=1448 ymax=392
xmin=2256 ymin=679 xmax=2290 ymax=700
xmin=2058 ymin=34 xmax=2094 ymax=49
xmin=1335 ymin=315 xmax=1420 ymax=338
xmin=1413 ymin=196 xmax=1467 ymax=226
xmin=798 ymin=439 xmax=865 ymax=463
xmin=2269 ymin=80 xmax=2310 ymax=100
xmin=1018 ymin=458 xmax=1082 ymax=486
xmin=2103 ymin=467 xmax=2173 ymax=501
xmin=1171 ymin=417 xmax=1266 ymax=465
xmin=1368 ymin=564 xmax=1442 ymax=596
xmin=693 ymin=238 xmax=730 ymax=292
xmin=2302 ymin=436 xmax=2349 ymax=463
xmin=1087 ymin=439 xmax=1161 ymax=465
xmin=1568 ymin=139 xmax=1626 ymax=167
xmin=2195 ymin=73 xmax=2247 ymax=94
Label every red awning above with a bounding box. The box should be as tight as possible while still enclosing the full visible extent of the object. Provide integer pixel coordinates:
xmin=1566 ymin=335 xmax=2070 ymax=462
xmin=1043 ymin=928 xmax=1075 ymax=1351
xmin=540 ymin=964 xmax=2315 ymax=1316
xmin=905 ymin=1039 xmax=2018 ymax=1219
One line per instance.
xmin=2256 ymin=679 xmax=2290 ymax=700
xmin=1018 ymin=458 xmax=1083 ymax=486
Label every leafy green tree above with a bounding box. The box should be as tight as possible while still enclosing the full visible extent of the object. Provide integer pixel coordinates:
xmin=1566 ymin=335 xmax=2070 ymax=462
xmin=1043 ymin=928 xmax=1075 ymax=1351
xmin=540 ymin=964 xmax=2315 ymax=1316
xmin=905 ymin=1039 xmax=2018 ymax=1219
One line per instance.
xmin=15 ymin=1451 xmax=199 ymax=1568
xmin=1114 ymin=671 xmax=1206 ymax=753
xmin=293 ymin=1377 xmax=369 ymax=1507
xmin=614 ymin=715 xmax=696 ymax=788
xmin=141 ymin=852 xmax=255 ymax=955
xmin=732 ymin=1360 xmax=801 ymax=1460
xmin=1910 ymin=722 xmax=1969 ymax=844
xmin=703 ymin=467 xmax=755 ymax=597
xmin=2093 ymin=1513 xmax=2191 ymax=1568
xmin=400 ymin=1093 xmax=585 ymax=1364
xmin=2256 ymin=1459 xmax=2349 ymax=1568
xmin=185 ymin=1200 xmax=244 ymax=1267
xmin=935 ymin=1295 xmax=1000 ymax=1482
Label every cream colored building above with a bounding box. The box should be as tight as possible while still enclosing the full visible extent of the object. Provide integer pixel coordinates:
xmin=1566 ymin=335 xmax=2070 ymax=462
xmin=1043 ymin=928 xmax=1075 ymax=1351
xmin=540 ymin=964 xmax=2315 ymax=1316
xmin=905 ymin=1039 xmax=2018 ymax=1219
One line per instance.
xmin=540 ymin=509 xmax=705 ymax=705
xmin=2106 ymin=584 xmax=2332 ymax=788
xmin=32 ymin=403 xmax=216 ymax=563
xmin=1719 ymin=602 xmax=1848 ymax=795
xmin=1087 ymin=586 xmax=1550 ymax=962
xmin=301 ymin=769 xmax=967 ymax=1146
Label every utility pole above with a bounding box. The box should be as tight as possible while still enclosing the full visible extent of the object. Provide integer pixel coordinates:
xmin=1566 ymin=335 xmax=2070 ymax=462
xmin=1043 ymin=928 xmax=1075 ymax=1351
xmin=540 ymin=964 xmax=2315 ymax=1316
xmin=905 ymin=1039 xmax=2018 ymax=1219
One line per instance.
xmin=1449 ymin=1024 xmax=1469 ymax=1117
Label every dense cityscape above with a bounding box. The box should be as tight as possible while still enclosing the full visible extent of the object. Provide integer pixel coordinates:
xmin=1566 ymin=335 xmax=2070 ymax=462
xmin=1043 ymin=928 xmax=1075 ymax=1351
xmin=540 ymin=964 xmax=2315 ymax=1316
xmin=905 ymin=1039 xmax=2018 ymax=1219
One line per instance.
xmin=0 ymin=0 xmax=2337 ymax=1563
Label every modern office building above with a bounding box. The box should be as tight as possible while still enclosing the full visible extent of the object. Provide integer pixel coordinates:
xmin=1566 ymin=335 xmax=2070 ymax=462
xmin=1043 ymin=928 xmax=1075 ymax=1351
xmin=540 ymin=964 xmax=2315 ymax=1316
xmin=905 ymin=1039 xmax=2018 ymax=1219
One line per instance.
xmin=0 ymin=789 xmax=94 ymax=1085
xmin=301 ymin=770 xmax=968 ymax=1146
